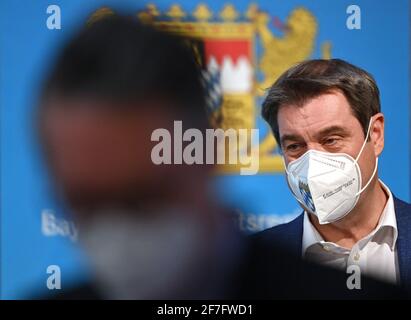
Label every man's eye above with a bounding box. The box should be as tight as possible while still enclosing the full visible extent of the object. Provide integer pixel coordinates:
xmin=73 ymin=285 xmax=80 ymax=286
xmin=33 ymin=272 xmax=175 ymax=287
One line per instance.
xmin=323 ymin=138 xmax=339 ymax=146
xmin=286 ymin=143 xmax=301 ymax=151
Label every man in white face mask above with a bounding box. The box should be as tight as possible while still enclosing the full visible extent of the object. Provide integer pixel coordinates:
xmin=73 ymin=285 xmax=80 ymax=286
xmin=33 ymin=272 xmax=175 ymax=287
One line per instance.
xmin=257 ymin=59 xmax=411 ymax=290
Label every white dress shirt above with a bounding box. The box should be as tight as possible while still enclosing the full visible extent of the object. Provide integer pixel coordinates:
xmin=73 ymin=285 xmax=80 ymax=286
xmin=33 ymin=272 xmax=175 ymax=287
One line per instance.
xmin=302 ymin=180 xmax=400 ymax=284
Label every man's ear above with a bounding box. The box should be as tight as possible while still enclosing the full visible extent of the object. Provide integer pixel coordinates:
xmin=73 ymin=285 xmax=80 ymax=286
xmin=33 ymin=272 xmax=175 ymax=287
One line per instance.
xmin=371 ymin=113 xmax=384 ymax=157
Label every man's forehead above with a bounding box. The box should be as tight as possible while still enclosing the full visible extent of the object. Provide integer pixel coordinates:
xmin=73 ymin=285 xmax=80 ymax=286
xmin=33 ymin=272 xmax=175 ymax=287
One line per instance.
xmin=278 ymin=92 xmax=357 ymax=134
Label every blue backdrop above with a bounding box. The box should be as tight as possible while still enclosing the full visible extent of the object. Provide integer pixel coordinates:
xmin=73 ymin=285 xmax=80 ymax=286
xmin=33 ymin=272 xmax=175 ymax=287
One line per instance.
xmin=1 ymin=0 xmax=409 ymax=299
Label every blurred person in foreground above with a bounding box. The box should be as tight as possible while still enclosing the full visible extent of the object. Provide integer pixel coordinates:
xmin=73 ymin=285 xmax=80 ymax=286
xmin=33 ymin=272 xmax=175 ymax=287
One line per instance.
xmin=257 ymin=59 xmax=411 ymax=293
xmin=36 ymin=15 xmax=404 ymax=299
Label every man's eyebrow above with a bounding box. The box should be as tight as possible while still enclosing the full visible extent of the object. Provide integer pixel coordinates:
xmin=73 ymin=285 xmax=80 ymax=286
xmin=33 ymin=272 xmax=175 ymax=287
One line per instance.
xmin=280 ymin=134 xmax=303 ymax=146
xmin=315 ymin=125 xmax=350 ymax=139
xmin=280 ymin=125 xmax=350 ymax=146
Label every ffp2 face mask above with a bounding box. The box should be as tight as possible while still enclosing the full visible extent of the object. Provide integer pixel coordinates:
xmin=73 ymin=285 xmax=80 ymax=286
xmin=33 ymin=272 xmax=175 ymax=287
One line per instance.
xmin=284 ymin=119 xmax=378 ymax=224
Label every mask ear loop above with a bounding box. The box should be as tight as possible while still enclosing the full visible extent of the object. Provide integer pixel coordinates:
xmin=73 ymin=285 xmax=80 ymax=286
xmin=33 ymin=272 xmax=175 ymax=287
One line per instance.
xmin=354 ymin=117 xmax=379 ymax=196
xmin=355 ymin=117 xmax=373 ymax=162
xmin=355 ymin=158 xmax=378 ymax=196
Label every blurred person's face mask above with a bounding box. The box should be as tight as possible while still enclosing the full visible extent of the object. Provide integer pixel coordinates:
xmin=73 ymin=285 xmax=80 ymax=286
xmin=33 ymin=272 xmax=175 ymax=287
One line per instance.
xmin=79 ymin=208 xmax=207 ymax=299
xmin=284 ymin=119 xmax=378 ymax=225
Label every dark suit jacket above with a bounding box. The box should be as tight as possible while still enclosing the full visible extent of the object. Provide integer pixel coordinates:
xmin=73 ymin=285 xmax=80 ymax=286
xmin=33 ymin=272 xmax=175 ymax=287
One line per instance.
xmin=253 ymin=196 xmax=411 ymax=293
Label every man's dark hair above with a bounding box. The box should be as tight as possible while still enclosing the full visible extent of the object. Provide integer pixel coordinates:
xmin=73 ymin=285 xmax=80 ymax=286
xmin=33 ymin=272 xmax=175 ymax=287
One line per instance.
xmin=40 ymin=14 xmax=208 ymax=126
xmin=262 ymin=59 xmax=381 ymax=146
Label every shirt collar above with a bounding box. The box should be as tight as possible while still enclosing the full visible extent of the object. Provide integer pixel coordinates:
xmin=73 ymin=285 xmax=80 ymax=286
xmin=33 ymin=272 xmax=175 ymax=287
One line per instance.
xmin=302 ymin=209 xmax=323 ymax=257
xmin=302 ymin=179 xmax=398 ymax=256
xmin=376 ymin=180 xmax=398 ymax=250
